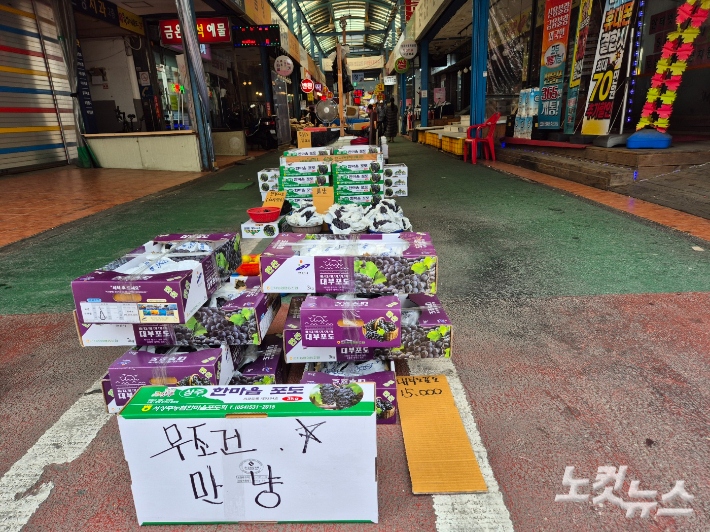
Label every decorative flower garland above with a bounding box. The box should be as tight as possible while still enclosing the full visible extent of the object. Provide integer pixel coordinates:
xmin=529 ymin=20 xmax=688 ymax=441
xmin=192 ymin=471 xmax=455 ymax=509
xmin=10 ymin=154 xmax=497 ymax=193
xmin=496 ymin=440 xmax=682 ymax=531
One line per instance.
xmin=636 ymin=0 xmax=710 ymax=132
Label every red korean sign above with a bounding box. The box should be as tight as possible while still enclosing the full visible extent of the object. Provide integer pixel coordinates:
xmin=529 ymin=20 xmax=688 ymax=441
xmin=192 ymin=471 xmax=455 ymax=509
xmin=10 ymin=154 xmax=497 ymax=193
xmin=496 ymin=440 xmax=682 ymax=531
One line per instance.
xmin=314 ymin=82 xmax=323 ymax=92
xmin=159 ymin=18 xmax=231 ymax=45
xmin=301 ymin=79 xmax=314 ymax=93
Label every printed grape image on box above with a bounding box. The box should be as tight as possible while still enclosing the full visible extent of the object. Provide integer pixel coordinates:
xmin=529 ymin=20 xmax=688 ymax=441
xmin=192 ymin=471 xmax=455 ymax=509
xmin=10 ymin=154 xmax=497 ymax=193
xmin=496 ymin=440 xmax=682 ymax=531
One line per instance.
xmin=258 ymin=168 xmax=280 ymax=182
xmin=300 ymin=295 xmax=401 ymax=348
xmin=259 ymin=233 xmax=438 ymax=295
xmin=283 ymin=297 xmax=383 ymax=363
xmin=392 ymin=293 xmax=452 ymax=359
xmin=72 ymin=233 xmax=241 ymax=325
xmin=117 ymin=383 xmax=377 ymax=524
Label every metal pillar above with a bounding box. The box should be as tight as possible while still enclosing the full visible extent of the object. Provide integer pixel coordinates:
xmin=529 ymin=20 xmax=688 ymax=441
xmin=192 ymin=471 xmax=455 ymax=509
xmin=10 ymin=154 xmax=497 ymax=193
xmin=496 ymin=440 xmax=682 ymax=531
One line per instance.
xmin=260 ymin=46 xmax=273 ymax=114
xmin=470 ymin=0 xmax=489 ymax=127
xmin=287 ymin=0 xmax=294 ymax=32
xmin=420 ymin=38 xmax=429 ymax=128
xmin=400 ymin=72 xmax=406 ymax=135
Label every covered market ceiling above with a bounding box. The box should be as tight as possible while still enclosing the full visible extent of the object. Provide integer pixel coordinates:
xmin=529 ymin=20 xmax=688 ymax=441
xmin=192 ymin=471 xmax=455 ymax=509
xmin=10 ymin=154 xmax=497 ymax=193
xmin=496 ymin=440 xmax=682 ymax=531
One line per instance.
xmin=272 ymin=0 xmax=403 ymax=55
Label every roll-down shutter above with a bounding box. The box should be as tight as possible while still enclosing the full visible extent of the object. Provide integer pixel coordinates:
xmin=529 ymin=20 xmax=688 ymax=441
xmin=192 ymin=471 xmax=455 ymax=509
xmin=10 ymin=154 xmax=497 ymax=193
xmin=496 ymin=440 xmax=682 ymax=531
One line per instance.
xmin=0 ymin=0 xmax=77 ymax=172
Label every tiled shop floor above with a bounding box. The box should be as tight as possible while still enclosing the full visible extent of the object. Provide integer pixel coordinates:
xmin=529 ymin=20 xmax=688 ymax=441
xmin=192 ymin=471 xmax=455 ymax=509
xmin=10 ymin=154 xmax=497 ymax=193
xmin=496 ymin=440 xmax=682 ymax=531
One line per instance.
xmin=0 ymin=166 xmax=208 ymax=248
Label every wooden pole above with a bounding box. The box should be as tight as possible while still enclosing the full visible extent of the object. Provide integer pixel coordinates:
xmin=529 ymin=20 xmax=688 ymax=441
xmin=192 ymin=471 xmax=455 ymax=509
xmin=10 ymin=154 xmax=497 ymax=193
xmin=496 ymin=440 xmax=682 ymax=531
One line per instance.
xmin=337 ymin=42 xmax=345 ymax=137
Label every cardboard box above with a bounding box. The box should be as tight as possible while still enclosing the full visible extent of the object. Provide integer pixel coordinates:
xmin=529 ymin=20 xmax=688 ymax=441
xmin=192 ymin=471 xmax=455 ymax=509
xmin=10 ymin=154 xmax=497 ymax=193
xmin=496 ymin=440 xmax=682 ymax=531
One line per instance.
xmin=300 ymin=295 xmax=402 ymax=348
xmin=260 ymin=233 xmax=438 ymax=295
xmin=282 ymin=147 xmax=333 ymax=156
xmin=242 ymin=216 xmax=288 ymax=239
xmin=72 ymin=234 xmax=242 ymax=325
xmin=332 ymin=156 xmax=384 ymax=176
xmin=301 ymin=361 xmax=397 ymax=424
xmin=279 ymin=175 xmax=329 ymax=188
xmin=257 ymin=168 xmax=280 ymax=181
xmin=152 ymin=233 xmax=242 ymax=284
xmin=382 ymin=164 xmax=408 ymax=180
xmin=333 ymin=172 xmax=383 ymax=185
xmin=383 ymin=174 xmax=407 ymax=187
xmin=332 ymin=145 xmax=381 ymax=155
xmin=117 ymin=383 xmax=378 ymax=524
xmin=75 ymin=280 xmax=281 ymax=347
xmin=284 ymin=197 xmax=313 ymax=210
xmin=383 ymin=185 xmax=408 ymax=198
xmin=231 ymin=335 xmax=284 ymax=384
xmin=258 ymin=181 xmax=279 ymax=194
xmin=108 ymin=344 xmax=242 ymax=407
xmin=279 ymin=160 xmax=331 ymax=177
xmin=335 ymin=183 xmax=384 ymax=196
xmin=285 ymin=186 xmax=324 ymax=199
xmin=283 ymin=297 xmax=381 ymax=363
xmin=334 ymin=193 xmax=384 ymax=205
xmin=392 ymin=293 xmax=452 ymax=359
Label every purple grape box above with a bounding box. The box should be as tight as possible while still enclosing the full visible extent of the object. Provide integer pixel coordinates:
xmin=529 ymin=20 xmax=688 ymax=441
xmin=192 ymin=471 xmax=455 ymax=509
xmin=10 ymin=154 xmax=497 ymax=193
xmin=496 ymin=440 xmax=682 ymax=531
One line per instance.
xmin=300 ymin=295 xmax=402 ymax=348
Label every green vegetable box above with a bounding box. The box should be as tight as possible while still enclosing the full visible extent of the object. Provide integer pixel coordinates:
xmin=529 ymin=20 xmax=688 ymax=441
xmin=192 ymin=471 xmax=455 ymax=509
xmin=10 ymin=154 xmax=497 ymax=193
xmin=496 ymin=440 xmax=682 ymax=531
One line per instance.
xmin=118 ymin=383 xmax=377 ymax=524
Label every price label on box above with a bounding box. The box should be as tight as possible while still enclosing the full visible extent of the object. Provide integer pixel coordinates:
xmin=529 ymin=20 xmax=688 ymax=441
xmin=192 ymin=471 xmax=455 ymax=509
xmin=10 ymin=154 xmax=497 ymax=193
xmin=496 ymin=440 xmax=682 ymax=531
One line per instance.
xmin=312 ymin=186 xmax=334 ymax=214
xmin=263 ymin=191 xmax=286 ymax=209
xmin=297 ymin=130 xmax=312 ymax=148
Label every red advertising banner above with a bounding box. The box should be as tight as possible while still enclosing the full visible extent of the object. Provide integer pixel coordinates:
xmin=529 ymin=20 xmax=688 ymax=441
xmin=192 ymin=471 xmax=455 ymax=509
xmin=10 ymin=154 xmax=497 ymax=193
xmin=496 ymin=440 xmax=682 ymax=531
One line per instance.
xmin=159 ymin=18 xmax=231 ymax=45
xmin=538 ymin=0 xmax=573 ymax=129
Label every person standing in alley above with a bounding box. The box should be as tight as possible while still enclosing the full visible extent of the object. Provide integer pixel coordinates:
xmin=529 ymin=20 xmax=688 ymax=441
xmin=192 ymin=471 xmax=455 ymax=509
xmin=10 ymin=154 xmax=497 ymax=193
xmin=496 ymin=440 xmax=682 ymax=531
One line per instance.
xmin=385 ymin=97 xmax=398 ymax=142
xmin=367 ymin=104 xmax=376 ymax=145
xmin=377 ymin=101 xmax=386 ymax=138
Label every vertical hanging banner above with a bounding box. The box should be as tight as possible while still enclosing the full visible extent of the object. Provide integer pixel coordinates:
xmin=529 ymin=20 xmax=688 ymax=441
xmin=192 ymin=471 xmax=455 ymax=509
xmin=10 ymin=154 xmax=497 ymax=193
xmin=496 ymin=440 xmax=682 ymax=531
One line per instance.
xmin=538 ymin=0 xmax=573 ymax=129
xmin=563 ymin=0 xmax=594 ymax=134
xmin=581 ymin=0 xmax=636 ymax=135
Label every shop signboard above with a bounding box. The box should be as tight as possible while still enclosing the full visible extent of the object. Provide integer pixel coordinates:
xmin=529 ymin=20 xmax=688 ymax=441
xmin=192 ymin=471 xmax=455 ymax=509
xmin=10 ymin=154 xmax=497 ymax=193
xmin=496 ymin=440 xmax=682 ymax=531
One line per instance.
xmin=301 ymin=79 xmax=314 ymax=93
xmin=314 ymin=83 xmax=323 ymax=92
xmin=234 ymin=25 xmax=280 ymax=47
xmin=581 ymin=0 xmax=636 ymax=135
xmin=563 ymin=0 xmax=594 ymax=134
xmin=71 ymin=0 xmax=144 ymax=35
xmin=245 ymin=0 xmax=272 ymax=26
xmin=399 ymin=39 xmax=418 ymax=59
xmin=384 ymin=75 xmax=397 ymax=85
xmin=395 ymin=58 xmax=409 ymax=74
xmin=538 ymin=0 xmax=573 ymax=129
xmin=275 ymin=56 xmax=294 ymax=76
xmin=160 ymin=18 xmax=231 ymax=45
xmin=433 ymin=87 xmax=445 ymax=103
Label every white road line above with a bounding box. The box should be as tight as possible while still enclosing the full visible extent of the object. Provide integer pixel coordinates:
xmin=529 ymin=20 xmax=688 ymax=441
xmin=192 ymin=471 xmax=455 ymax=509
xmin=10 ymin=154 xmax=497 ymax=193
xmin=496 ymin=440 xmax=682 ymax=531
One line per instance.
xmin=0 ymin=379 xmax=111 ymax=532
xmin=407 ymin=358 xmax=515 ymax=532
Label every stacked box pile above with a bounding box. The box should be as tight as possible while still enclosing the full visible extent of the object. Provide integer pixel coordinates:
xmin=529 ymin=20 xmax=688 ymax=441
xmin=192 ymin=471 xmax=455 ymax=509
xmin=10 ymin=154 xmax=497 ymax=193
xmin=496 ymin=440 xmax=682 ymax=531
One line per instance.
xmin=279 ymin=146 xmax=333 ymax=207
xmin=72 ymin=234 xmax=288 ymax=416
xmin=333 ymin=152 xmax=385 ymax=205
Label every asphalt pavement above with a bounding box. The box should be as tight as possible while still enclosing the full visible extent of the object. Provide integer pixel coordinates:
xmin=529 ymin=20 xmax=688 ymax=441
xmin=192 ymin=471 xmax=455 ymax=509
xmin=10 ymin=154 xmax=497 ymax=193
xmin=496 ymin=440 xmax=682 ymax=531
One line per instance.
xmin=0 ymin=140 xmax=708 ymax=531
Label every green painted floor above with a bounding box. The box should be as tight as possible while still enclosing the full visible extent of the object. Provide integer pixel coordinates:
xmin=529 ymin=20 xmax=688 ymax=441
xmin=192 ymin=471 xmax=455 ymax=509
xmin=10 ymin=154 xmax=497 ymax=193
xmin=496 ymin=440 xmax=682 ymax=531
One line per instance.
xmin=1 ymin=141 xmax=708 ymax=316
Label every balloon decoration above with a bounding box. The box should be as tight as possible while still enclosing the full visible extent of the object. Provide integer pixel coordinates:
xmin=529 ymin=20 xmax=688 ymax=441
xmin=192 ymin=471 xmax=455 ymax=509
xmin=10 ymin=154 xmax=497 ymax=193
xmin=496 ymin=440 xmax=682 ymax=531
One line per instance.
xmin=636 ymin=0 xmax=710 ymax=132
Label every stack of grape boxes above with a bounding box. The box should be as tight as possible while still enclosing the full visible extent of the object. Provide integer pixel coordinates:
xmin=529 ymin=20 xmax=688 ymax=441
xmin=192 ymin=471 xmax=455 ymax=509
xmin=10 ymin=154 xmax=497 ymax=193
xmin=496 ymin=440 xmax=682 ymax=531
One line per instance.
xmin=70 ymin=234 xmax=287 ymax=413
xmin=382 ymin=164 xmax=408 ymax=198
xmin=333 ymin=153 xmax=386 ymax=205
xmin=279 ymin=147 xmax=333 ymax=209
